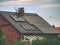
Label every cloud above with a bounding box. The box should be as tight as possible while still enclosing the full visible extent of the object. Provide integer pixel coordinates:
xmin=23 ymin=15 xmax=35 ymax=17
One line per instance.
xmin=38 ymin=4 xmax=60 ymax=8
xmin=0 ymin=0 xmax=52 ymax=5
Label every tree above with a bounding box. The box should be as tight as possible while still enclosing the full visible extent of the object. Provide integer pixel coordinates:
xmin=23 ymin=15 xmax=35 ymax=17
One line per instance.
xmin=0 ymin=25 xmax=5 ymax=45
xmin=32 ymin=35 xmax=60 ymax=45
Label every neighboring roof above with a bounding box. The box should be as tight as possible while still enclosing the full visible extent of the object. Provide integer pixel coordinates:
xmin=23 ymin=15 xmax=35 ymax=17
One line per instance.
xmin=0 ymin=11 xmax=60 ymax=35
xmin=55 ymin=27 xmax=60 ymax=32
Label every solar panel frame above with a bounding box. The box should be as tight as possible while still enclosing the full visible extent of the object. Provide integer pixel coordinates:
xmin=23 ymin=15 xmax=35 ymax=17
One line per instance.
xmin=10 ymin=15 xmax=25 ymax=21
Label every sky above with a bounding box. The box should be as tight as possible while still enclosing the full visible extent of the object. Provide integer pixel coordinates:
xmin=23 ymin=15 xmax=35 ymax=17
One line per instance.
xmin=0 ymin=0 xmax=60 ymax=27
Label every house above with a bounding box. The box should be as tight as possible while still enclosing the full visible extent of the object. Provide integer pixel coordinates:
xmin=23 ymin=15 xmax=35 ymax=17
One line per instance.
xmin=55 ymin=27 xmax=60 ymax=32
xmin=55 ymin=27 xmax=60 ymax=37
xmin=0 ymin=8 xmax=60 ymax=44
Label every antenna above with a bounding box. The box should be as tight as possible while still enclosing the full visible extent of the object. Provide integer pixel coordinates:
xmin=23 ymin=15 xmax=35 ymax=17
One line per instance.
xmin=14 ymin=7 xmax=17 ymax=13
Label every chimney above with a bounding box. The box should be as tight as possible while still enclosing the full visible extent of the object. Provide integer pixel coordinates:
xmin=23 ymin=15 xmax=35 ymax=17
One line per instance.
xmin=18 ymin=7 xmax=24 ymax=16
xmin=52 ymin=25 xmax=55 ymax=28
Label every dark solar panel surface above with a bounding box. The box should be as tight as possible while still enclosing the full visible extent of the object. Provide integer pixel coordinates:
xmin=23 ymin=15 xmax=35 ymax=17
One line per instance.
xmin=20 ymin=22 xmax=37 ymax=31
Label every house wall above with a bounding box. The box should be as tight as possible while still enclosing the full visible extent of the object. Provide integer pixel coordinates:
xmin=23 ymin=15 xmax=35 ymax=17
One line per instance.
xmin=2 ymin=25 xmax=20 ymax=43
xmin=21 ymin=35 xmax=45 ymax=42
xmin=55 ymin=27 xmax=60 ymax=38
xmin=0 ymin=17 xmax=8 ymax=25
xmin=0 ymin=17 xmax=20 ymax=43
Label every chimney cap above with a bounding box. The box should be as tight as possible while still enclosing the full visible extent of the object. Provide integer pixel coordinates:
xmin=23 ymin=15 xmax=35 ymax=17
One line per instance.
xmin=18 ymin=7 xmax=24 ymax=10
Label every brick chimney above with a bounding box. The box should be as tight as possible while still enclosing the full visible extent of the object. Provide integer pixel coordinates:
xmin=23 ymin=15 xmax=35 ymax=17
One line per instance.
xmin=18 ymin=7 xmax=24 ymax=16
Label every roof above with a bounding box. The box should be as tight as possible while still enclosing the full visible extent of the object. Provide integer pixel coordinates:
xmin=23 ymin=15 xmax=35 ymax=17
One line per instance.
xmin=0 ymin=11 xmax=60 ymax=35
xmin=55 ymin=27 xmax=60 ymax=32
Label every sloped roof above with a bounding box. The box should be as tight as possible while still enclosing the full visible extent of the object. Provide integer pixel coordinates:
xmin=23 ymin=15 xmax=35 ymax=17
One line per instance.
xmin=55 ymin=27 xmax=60 ymax=32
xmin=0 ymin=11 xmax=60 ymax=35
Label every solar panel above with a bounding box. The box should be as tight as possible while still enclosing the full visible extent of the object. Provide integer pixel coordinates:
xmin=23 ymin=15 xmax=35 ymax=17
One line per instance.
xmin=20 ymin=23 xmax=29 ymax=30
xmin=18 ymin=17 xmax=25 ymax=21
xmin=20 ymin=22 xmax=37 ymax=31
xmin=11 ymin=15 xmax=25 ymax=21
xmin=10 ymin=15 xmax=38 ymax=31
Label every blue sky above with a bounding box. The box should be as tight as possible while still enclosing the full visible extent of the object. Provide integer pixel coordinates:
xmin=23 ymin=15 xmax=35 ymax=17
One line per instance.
xmin=0 ymin=0 xmax=60 ymax=27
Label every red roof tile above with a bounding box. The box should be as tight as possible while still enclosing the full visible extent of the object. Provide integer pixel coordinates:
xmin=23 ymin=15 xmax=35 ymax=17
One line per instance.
xmin=55 ymin=27 xmax=60 ymax=32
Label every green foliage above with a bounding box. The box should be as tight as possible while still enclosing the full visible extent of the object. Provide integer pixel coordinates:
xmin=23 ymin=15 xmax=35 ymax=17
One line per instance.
xmin=17 ymin=41 xmax=25 ymax=45
xmin=13 ymin=35 xmax=60 ymax=45
xmin=32 ymin=35 xmax=60 ymax=45
xmin=0 ymin=36 xmax=5 ymax=45
xmin=7 ymin=35 xmax=60 ymax=45
xmin=13 ymin=40 xmax=31 ymax=45
xmin=0 ymin=25 xmax=5 ymax=45
xmin=13 ymin=40 xmax=25 ymax=45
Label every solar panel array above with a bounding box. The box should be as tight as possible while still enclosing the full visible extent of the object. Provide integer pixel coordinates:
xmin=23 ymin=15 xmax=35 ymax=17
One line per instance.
xmin=11 ymin=15 xmax=25 ymax=21
xmin=20 ymin=22 xmax=37 ymax=31
xmin=11 ymin=15 xmax=38 ymax=31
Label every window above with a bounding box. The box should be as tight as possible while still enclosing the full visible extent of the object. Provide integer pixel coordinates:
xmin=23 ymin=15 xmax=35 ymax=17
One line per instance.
xmin=20 ymin=22 xmax=38 ymax=31
xmin=25 ymin=38 xmax=29 ymax=40
xmin=10 ymin=15 xmax=25 ymax=21
xmin=21 ymin=36 xmax=24 ymax=40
